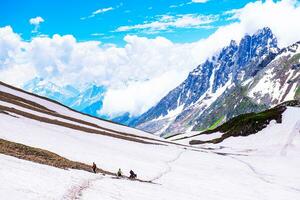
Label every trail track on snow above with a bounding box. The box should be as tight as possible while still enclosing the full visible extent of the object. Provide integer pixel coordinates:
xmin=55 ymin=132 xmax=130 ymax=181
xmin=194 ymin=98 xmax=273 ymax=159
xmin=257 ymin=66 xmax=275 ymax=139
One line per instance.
xmin=62 ymin=176 xmax=105 ymax=200
xmin=228 ymin=155 xmax=300 ymax=193
xmin=281 ymin=120 xmax=300 ymax=156
xmin=149 ymin=149 xmax=185 ymax=182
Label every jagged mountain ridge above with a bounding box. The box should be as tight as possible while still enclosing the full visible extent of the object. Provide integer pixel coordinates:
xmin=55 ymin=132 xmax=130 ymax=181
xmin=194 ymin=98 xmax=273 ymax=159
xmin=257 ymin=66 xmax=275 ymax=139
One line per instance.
xmin=131 ymin=27 xmax=300 ymax=137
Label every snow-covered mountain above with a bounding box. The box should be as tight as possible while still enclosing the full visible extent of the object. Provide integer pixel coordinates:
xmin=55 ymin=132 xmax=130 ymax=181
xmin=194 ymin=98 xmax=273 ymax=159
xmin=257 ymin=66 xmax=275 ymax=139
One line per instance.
xmin=70 ymin=84 xmax=106 ymax=115
xmin=1 ymin=81 xmax=300 ymax=199
xmin=131 ymin=28 xmax=300 ymax=137
xmin=23 ymin=78 xmax=107 ymax=119
xmin=23 ymin=77 xmax=80 ymax=106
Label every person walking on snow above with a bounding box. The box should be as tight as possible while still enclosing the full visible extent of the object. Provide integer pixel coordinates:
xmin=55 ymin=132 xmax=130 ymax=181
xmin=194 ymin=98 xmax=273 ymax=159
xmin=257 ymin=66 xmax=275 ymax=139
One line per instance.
xmin=129 ymin=170 xmax=137 ymax=179
xmin=92 ymin=162 xmax=97 ymax=173
xmin=117 ymin=168 xmax=122 ymax=177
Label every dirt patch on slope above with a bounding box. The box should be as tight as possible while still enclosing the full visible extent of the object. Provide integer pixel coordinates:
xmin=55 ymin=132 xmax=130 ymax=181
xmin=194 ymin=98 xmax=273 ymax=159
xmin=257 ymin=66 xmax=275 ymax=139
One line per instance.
xmin=0 ymin=104 xmax=160 ymax=145
xmin=0 ymin=138 xmax=112 ymax=174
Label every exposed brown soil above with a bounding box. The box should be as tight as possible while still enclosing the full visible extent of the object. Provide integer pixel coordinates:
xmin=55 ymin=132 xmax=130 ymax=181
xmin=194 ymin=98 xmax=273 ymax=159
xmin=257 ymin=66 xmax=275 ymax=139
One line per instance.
xmin=0 ymin=104 xmax=160 ymax=145
xmin=0 ymin=138 xmax=112 ymax=174
xmin=0 ymin=139 xmax=155 ymax=183
xmin=0 ymin=91 xmax=56 ymax=114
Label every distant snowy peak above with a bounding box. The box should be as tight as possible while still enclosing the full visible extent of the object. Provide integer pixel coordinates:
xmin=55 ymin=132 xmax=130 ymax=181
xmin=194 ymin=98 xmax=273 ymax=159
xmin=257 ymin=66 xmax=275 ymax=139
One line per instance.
xmin=23 ymin=78 xmax=106 ymax=118
xmin=23 ymin=77 xmax=80 ymax=104
xmin=70 ymin=84 xmax=106 ymax=111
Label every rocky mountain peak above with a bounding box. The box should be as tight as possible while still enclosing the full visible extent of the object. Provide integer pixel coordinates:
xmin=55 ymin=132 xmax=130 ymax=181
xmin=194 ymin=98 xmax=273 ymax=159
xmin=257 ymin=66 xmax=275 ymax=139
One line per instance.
xmin=131 ymin=27 xmax=283 ymax=136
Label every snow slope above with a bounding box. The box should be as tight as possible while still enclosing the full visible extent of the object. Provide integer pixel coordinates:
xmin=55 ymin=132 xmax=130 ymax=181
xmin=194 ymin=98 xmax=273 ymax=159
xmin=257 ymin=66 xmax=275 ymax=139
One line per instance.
xmin=0 ymin=154 xmax=94 ymax=200
xmin=210 ymin=107 xmax=300 ymax=156
xmin=1 ymin=82 xmax=300 ymax=200
xmin=1 ymin=81 xmax=156 ymax=139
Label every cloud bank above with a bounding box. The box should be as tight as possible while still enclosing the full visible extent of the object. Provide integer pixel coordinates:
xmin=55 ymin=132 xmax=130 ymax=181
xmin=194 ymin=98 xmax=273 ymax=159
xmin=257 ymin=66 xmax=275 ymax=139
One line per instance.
xmin=1 ymin=0 xmax=300 ymax=117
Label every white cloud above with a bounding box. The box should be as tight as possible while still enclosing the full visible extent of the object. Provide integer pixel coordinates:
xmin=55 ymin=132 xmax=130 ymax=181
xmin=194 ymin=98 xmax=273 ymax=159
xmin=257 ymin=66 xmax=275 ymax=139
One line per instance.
xmin=0 ymin=27 xmax=204 ymax=116
xmin=116 ymin=14 xmax=217 ymax=33
xmin=29 ymin=16 xmax=44 ymax=33
xmin=100 ymin=71 xmax=187 ymax=116
xmin=1 ymin=0 xmax=300 ymax=117
xmin=224 ymin=0 xmax=300 ymax=47
xmin=0 ymin=26 xmax=37 ymax=85
xmin=170 ymin=0 xmax=209 ymax=8
xmin=192 ymin=0 xmax=209 ymax=3
xmin=91 ymin=33 xmax=105 ymax=36
xmin=93 ymin=7 xmax=113 ymax=15
xmin=170 ymin=3 xmax=187 ymax=8
xmin=81 ymin=7 xmax=114 ymax=20
xmin=29 ymin=16 xmax=44 ymax=25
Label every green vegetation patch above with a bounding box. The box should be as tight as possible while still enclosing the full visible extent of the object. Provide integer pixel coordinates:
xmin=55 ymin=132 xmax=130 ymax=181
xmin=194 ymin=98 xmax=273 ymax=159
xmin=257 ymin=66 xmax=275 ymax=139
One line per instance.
xmin=190 ymin=100 xmax=300 ymax=145
xmin=207 ymin=116 xmax=225 ymax=130
xmin=295 ymin=86 xmax=300 ymax=99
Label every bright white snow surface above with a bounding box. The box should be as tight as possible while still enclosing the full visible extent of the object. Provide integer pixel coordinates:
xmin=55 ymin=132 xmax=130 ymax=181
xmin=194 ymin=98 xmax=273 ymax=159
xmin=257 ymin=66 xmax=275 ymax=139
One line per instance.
xmin=0 ymin=154 xmax=94 ymax=200
xmin=1 ymin=84 xmax=300 ymax=199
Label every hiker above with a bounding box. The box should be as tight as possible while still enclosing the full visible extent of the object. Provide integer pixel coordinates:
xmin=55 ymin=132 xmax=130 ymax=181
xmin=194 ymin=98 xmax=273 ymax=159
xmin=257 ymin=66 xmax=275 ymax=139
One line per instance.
xmin=92 ymin=162 xmax=97 ymax=173
xmin=129 ymin=170 xmax=137 ymax=179
xmin=117 ymin=168 xmax=122 ymax=177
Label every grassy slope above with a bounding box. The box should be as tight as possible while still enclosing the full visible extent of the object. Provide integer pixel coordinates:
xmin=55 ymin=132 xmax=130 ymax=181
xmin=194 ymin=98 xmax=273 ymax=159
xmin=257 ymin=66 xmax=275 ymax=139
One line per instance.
xmin=206 ymin=116 xmax=225 ymax=130
xmin=193 ymin=86 xmax=267 ymax=131
xmin=189 ymin=100 xmax=300 ymax=145
xmin=295 ymin=86 xmax=300 ymax=99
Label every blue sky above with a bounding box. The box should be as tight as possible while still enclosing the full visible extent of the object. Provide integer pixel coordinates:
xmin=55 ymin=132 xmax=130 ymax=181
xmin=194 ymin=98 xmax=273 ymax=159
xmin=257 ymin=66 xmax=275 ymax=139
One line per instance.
xmin=0 ymin=0 xmax=258 ymax=45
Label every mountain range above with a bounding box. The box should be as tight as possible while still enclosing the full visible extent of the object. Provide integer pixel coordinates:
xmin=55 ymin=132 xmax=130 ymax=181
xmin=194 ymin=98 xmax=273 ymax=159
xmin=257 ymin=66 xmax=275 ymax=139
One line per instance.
xmin=130 ymin=27 xmax=300 ymax=137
